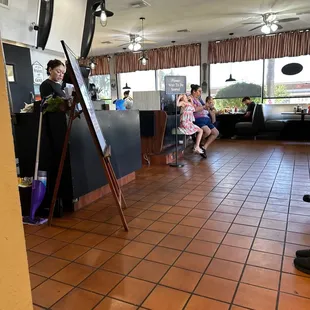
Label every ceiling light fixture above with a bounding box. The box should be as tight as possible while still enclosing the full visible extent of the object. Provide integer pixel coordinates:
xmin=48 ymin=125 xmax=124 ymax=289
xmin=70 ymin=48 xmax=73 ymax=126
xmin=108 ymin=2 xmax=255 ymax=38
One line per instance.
xmin=123 ymin=83 xmax=131 ymax=90
xmin=225 ymin=74 xmax=236 ymax=82
xmin=139 ymin=17 xmax=148 ymax=66
xmin=270 ymin=23 xmax=278 ymax=32
xmin=94 ymin=1 xmax=114 ymax=27
xmin=261 ymin=24 xmax=271 ymax=34
xmin=89 ymin=58 xmax=96 ymax=70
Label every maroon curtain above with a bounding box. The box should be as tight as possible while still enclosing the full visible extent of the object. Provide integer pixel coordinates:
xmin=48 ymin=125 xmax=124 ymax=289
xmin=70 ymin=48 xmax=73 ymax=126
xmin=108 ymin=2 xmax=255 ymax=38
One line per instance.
xmin=115 ymin=43 xmax=201 ymax=73
xmin=79 ymin=56 xmax=110 ymax=75
xmin=208 ymin=30 xmax=310 ymax=64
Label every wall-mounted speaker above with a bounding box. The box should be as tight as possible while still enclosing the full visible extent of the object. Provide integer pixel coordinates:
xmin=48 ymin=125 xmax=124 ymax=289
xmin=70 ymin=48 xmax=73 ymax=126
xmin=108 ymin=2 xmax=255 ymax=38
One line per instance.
xmin=80 ymin=0 xmax=101 ymax=58
xmin=35 ymin=0 xmax=54 ymax=50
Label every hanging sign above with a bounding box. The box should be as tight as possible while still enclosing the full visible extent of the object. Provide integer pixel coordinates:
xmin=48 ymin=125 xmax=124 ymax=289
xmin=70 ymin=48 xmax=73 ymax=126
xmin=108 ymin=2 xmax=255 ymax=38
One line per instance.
xmin=32 ymin=61 xmax=44 ymax=85
xmin=165 ymin=76 xmax=186 ymax=95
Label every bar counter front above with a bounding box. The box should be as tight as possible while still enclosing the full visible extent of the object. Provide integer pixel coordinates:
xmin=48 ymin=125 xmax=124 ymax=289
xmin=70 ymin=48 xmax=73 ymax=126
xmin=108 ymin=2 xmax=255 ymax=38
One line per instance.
xmin=14 ymin=110 xmax=142 ymax=216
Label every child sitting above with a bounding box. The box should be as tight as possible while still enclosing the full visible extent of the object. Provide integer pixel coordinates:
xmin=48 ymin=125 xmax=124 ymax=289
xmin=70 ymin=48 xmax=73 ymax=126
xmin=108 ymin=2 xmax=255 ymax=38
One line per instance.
xmin=177 ymin=94 xmax=206 ymax=158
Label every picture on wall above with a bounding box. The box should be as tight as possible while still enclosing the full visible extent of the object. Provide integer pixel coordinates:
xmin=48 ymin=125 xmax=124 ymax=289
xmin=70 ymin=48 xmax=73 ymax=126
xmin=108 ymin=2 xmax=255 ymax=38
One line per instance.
xmin=6 ymin=64 xmax=15 ymax=82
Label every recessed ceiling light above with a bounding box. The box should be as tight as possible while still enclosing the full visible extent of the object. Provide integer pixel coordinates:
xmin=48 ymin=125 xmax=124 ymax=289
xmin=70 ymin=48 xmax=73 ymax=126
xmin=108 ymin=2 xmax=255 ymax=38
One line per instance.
xmin=177 ymin=29 xmax=190 ymax=33
xmin=130 ymin=0 xmax=150 ymax=8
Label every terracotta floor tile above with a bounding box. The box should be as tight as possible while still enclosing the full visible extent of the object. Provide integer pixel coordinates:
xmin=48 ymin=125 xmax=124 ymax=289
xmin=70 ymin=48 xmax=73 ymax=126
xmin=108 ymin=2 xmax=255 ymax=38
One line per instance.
xmin=159 ymin=235 xmax=191 ymax=251
xmin=176 ymin=199 xmax=199 ymax=208
xmin=119 ymin=241 xmax=154 ymax=258
xmin=195 ymin=274 xmax=237 ymax=303
xmin=185 ymin=295 xmax=229 ymax=310
xmin=109 ymin=277 xmax=155 ymax=305
xmin=210 ymin=212 xmax=235 ymax=223
xmin=129 ymin=260 xmax=169 ymax=283
xmin=282 ymin=256 xmax=310 ymax=278
xmin=92 ymin=223 xmax=121 ymax=236
xmin=238 ymin=208 xmax=263 ymax=218
xmin=33 ymin=305 xmax=44 ymax=309
xmin=280 ymin=273 xmax=310 ymax=298
xmin=102 ymin=254 xmax=140 ymax=275
xmin=223 ymin=234 xmax=253 ymax=249
xmin=234 ymin=283 xmax=277 ymax=310
xmin=186 ymin=239 xmax=219 ymax=257
xmin=257 ymin=227 xmax=286 ymax=242
xmin=113 ymin=227 xmax=144 ymax=240
xmin=53 ymin=244 xmax=90 ymax=261
xmin=196 ymin=202 xmax=219 ymax=211
xmin=53 ymin=230 xmax=86 ymax=243
xmin=203 ymin=220 xmax=231 ymax=232
xmin=73 ymin=233 xmax=106 ymax=247
xmin=35 ymin=226 xmax=65 ymax=238
xmin=72 ymin=220 xmax=101 ymax=232
xmin=138 ymin=210 xmax=163 ymax=220
xmin=167 ymin=206 xmax=191 ymax=216
xmin=149 ymin=204 xmax=172 ymax=212
xmin=31 ymin=239 xmax=67 ymax=255
xmin=79 ymin=269 xmax=124 ymax=295
xmin=284 ymin=243 xmax=305 ymax=257
xmin=174 ymin=252 xmax=211 ymax=273
xmin=180 ymin=216 xmax=207 ymax=228
xmin=94 ymin=297 xmax=137 ymax=310
xmin=32 ymin=280 xmax=73 ymax=308
xmin=160 ymin=266 xmax=201 ymax=292
xmin=229 ymin=224 xmax=257 ymax=237
xmin=30 ymin=256 xmax=70 ymax=277
xmin=170 ymin=224 xmax=199 ymax=238
xmin=128 ymin=218 xmax=154 ymax=229
xmin=252 ymin=238 xmax=284 ymax=255
xmin=248 ymin=250 xmax=282 ymax=271
xmin=134 ymin=230 xmax=166 ymax=245
xmin=234 ymin=215 xmax=260 ymax=227
xmin=96 ymin=236 xmax=130 ymax=253
xmin=286 ymin=231 xmax=310 ymax=247
xmin=52 ymin=262 xmax=95 ymax=286
xmin=215 ymin=245 xmax=249 ymax=264
xmin=146 ymin=246 xmax=181 ymax=265
xmin=183 ymin=194 xmax=204 ymax=202
xmin=278 ymin=292 xmax=310 ymax=310
xmin=216 ymin=205 xmax=240 ymax=215
xmin=51 ymin=288 xmax=103 ymax=310
xmin=29 ymin=273 xmax=46 ymax=290
xmin=75 ymin=249 xmax=113 ymax=268
xmin=147 ymin=221 xmax=175 ymax=233
xmin=27 ymin=251 xmax=47 ymax=267
xmin=195 ymin=229 xmax=225 ymax=243
xmin=206 ymin=258 xmax=243 ymax=281
xmin=241 ymin=265 xmax=280 ymax=290
xmin=260 ymin=219 xmax=287 ymax=231
xmin=159 ymin=213 xmax=185 ymax=224
xmin=142 ymin=285 xmax=190 ymax=310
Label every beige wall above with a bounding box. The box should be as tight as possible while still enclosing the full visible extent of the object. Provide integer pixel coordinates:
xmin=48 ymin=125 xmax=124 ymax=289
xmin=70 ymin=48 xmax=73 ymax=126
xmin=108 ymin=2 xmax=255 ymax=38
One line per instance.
xmin=0 ymin=39 xmax=33 ymax=309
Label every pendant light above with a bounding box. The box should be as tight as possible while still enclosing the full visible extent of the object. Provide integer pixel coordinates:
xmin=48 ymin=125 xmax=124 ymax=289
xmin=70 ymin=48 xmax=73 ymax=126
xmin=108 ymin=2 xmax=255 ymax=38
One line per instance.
xmin=225 ymin=33 xmax=236 ymax=82
xmin=138 ymin=17 xmax=148 ymax=66
xmin=89 ymin=57 xmax=96 ymax=70
xmin=123 ymin=83 xmax=131 ymax=90
xmin=94 ymin=0 xmax=114 ymax=27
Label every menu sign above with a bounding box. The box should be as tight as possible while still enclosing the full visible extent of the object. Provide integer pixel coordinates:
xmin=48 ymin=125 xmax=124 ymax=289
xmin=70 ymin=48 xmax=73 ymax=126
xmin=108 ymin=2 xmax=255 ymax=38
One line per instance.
xmin=33 ymin=62 xmax=44 ymax=85
xmin=61 ymin=41 xmax=107 ymax=154
xmin=165 ymin=76 xmax=186 ymax=95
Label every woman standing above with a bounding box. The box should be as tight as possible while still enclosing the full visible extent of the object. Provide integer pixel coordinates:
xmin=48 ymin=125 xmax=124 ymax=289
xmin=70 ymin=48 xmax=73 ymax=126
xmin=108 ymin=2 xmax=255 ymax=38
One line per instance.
xmin=40 ymin=59 xmax=66 ymax=99
xmin=189 ymin=84 xmax=219 ymax=153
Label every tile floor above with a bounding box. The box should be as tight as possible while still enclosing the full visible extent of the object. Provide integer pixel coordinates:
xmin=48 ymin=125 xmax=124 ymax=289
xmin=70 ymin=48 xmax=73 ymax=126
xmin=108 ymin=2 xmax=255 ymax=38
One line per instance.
xmin=24 ymin=140 xmax=310 ymax=310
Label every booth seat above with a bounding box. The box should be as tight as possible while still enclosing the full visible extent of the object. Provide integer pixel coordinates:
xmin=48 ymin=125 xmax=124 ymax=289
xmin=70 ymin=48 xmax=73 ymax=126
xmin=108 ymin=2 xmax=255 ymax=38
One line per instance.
xmin=235 ymin=104 xmax=265 ymax=137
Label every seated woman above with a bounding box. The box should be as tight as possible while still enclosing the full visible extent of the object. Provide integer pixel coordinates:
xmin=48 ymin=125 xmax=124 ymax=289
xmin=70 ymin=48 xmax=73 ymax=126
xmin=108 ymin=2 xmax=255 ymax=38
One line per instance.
xmin=189 ymin=84 xmax=219 ymax=154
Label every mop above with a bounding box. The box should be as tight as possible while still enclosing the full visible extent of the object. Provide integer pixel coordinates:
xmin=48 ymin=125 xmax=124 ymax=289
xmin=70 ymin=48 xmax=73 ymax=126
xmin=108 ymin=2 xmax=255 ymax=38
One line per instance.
xmin=23 ymin=96 xmax=50 ymax=225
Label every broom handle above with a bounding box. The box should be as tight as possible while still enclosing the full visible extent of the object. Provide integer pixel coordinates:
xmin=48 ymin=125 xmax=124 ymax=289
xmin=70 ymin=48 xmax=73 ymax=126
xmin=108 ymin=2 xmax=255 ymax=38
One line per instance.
xmin=34 ymin=102 xmax=44 ymax=180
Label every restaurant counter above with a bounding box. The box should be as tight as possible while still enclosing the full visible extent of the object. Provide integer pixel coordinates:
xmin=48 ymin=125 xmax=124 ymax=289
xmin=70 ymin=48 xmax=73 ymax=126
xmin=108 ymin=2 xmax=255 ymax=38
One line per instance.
xmin=14 ymin=110 xmax=141 ymax=216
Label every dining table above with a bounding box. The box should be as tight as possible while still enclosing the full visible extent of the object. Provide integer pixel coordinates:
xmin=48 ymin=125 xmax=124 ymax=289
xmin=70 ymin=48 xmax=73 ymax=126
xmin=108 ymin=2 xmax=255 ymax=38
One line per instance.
xmin=216 ymin=112 xmax=245 ymax=138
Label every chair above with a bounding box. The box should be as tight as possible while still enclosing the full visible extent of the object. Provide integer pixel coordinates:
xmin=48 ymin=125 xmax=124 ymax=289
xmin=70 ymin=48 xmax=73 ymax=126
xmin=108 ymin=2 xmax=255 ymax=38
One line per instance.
xmin=235 ymin=104 xmax=265 ymax=138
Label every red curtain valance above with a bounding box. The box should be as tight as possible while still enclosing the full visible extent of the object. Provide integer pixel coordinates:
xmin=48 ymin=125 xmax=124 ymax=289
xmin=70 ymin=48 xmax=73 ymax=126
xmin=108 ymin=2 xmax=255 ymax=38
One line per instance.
xmin=115 ymin=43 xmax=201 ymax=73
xmin=208 ymin=30 xmax=310 ymax=64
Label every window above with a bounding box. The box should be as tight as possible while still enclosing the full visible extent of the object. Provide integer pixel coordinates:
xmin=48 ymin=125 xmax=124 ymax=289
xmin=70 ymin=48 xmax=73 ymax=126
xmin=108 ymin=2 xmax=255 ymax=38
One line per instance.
xmin=89 ymin=74 xmax=111 ymax=100
xmin=210 ymin=60 xmax=263 ymax=110
xmin=118 ymin=70 xmax=156 ymax=94
xmin=264 ymin=55 xmax=310 ymax=100
xmin=156 ymin=66 xmax=200 ymax=92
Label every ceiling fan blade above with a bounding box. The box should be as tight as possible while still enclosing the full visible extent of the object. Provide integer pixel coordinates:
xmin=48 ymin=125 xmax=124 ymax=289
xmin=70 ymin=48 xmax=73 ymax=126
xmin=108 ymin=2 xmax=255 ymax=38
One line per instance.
xmin=297 ymin=11 xmax=310 ymax=15
xmin=277 ymin=24 xmax=283 ymax=30
xmin=242 ymin=22 xmax=262 ymax=25
xmin=143 ymin=40 xmax=157 ymax=44
xmin=277 ymin=17 xmax=299 ymax=22
xmin=117 ymin=43 xmax=130 ymax=47
xmin=249 ymin=25 xmax=263 ymax=31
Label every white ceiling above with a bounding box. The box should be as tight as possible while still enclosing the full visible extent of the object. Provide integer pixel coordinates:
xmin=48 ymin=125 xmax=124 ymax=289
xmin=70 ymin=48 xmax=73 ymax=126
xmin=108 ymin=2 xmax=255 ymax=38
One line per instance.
xmin=90 ymin=0 xmax=310 ymax=56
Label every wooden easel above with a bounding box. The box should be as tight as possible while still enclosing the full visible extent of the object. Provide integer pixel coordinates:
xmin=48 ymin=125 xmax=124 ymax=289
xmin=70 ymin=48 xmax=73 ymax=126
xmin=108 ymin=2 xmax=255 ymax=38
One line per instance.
xmin=47 ymin=93 xmax=128 ymax=231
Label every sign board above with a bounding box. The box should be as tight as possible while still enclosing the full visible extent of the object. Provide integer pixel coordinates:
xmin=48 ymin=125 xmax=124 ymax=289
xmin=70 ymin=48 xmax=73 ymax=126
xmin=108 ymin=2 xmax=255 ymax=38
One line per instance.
xmin=32 ymin=62 xmax=44 ymax=85
xmin=61 ymin=41 xmax=107 ymax=154
xmin=165 ymin=76 xmax=186 ymax=95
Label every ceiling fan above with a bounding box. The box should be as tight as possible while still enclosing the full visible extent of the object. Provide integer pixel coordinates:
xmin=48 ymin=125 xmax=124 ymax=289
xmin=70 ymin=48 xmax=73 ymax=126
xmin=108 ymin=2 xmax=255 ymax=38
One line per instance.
xmin=243 ymin=12 xmax=300 ymax=34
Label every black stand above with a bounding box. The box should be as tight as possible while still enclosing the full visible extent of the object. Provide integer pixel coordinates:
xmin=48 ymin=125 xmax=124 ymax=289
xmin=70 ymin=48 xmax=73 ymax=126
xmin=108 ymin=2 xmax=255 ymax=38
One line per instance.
xmin=169 ymin=94 xmax=184 ymax=168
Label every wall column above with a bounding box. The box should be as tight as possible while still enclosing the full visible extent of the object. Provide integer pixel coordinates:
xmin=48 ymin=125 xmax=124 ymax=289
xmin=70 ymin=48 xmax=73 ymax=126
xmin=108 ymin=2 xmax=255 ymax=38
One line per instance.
xmin=200 ymin=41 xmax=209 ymax=97
xmin=0 ymin=41 xmax=33 ymax=309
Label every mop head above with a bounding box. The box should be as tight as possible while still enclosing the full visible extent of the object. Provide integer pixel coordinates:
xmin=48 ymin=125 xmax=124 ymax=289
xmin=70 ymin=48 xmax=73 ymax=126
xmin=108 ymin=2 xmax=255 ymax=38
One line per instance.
xmin=23 ymin=216 xmax=48 ymax=226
